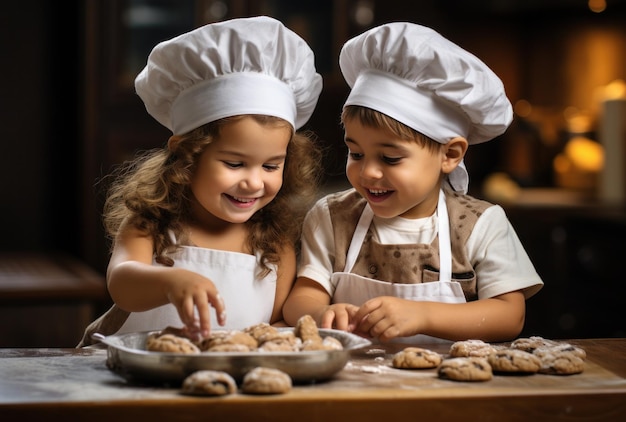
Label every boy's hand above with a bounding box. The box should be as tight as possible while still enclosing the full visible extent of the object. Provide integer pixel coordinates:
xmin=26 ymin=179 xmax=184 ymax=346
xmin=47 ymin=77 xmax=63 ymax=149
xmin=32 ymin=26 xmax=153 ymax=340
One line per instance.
xmin=351 ymin=296 xmax=419 ymax=342
xmin=318 ymin=303 xmax=360 ymax=332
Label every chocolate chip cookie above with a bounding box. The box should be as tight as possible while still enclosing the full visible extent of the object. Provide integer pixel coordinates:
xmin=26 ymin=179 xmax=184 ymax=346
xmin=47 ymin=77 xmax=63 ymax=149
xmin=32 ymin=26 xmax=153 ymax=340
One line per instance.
xmin=392 ymin=347 xmax=442 ymax=369
xmin=438 ymin=357 xmax=493 ymax=381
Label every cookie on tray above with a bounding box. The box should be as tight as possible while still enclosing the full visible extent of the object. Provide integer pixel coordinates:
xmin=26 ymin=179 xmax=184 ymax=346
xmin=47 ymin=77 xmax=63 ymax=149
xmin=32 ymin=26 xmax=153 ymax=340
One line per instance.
xmin=182 ymin=370 xmax=237 ymax=396
xmin=294 ymin=314 xmax=323 ymax=343
xmin=198 ymin=330 xmax=258 ymax=352
xmin=438 ymin=357 xmax=493 ymax=382
xmin=301 ymin=336 xmax=344 ymax=351
xmin=487 ymin=349 xmax=541 ymax=373
xmin=146 ymin=333 xmax=200 ymax=354
xmin=392 ymin=347 xmax=442 ymax=369
xmin=244 ymin=322 xmax=279 ymax=342
xmin=241 ymin=367 xmax=292 ymax=394
xmin=449 ymin=339 xmax=497 ymax=358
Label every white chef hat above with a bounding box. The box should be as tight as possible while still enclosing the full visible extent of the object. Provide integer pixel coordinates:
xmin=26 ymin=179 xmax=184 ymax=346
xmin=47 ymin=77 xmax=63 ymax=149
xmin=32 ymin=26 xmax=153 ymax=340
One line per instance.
xmin=135 ymin=16 xmax=322 ymax=135
xmin=339 ymin=22 xmax=513 ymax=193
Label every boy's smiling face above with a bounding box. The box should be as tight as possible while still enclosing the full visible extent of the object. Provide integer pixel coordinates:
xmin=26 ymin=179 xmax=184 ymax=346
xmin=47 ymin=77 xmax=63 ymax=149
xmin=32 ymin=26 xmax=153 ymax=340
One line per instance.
xmin=343 ymin=117 xmax=445 ymax=220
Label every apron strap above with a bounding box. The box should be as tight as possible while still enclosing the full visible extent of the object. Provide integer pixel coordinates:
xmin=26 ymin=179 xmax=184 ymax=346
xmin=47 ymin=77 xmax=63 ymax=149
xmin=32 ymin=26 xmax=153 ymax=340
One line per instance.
xmin=437 ymin=189 xmax=452 ymax=282
xmin=343 ymin=204 xmax=374 ymax=273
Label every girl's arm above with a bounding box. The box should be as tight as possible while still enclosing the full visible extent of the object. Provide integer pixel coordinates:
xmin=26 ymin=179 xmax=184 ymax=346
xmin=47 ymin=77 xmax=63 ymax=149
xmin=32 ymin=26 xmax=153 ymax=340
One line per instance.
xmin=106 ymin=225 xmax=225 ymax=336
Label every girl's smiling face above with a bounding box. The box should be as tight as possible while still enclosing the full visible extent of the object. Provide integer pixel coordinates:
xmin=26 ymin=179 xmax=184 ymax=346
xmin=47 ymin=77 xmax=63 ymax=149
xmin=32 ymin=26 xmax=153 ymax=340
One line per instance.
xmin=343 ymin=117 xmax=445 ymax=220
xmin=189 ymin=116 xmax=291 ymax=225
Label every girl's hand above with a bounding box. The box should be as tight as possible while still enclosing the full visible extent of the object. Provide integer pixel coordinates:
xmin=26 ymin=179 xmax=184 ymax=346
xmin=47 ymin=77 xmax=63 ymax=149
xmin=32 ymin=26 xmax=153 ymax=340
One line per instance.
xmin=351 ymin=296 xmax=419 ymax=342
xmin=164 ymin=271 xmax=226 ymax=338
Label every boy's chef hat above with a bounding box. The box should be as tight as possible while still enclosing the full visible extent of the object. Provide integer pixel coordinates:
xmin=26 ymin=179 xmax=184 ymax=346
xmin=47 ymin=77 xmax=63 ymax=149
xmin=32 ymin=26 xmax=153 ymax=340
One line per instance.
xmin=339 ymin=22 xmax=513 ymax=193
xmin=135 ymin=16 xmax=322 ymax=135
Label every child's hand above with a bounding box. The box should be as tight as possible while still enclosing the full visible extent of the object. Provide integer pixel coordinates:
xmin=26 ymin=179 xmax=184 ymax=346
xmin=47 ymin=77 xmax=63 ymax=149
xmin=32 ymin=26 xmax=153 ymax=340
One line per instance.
xmin=164 ymin=272 xmax=226 ymax=338
xmin=351 ymin=296 xmax=419 ymax=342
xmin=318 ymin=303 xmax=360 ymax=332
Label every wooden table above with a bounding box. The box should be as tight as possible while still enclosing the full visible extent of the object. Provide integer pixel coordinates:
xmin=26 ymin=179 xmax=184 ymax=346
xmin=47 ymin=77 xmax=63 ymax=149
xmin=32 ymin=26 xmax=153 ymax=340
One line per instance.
xmin=1 ymin=339 xmax=625 ymax=421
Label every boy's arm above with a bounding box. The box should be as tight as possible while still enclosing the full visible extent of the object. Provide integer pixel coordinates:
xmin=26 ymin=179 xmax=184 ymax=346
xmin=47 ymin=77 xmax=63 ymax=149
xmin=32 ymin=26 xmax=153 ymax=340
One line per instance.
xmin=352 ymin=291 xmax=525 ymax=342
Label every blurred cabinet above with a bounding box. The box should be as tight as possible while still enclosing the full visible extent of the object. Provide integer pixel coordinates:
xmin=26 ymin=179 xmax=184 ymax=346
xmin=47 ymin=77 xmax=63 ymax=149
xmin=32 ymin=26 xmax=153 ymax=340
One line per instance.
xmin=507 ymin=203 xmax=626 ymax=339
xmin=0 ymin=252 xmax=110 ymax=347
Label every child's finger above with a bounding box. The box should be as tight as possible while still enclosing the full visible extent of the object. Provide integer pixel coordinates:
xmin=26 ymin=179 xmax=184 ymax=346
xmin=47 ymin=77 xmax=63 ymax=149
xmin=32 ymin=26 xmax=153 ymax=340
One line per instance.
xmin=210 ymin=293 xmax=227 ymax=326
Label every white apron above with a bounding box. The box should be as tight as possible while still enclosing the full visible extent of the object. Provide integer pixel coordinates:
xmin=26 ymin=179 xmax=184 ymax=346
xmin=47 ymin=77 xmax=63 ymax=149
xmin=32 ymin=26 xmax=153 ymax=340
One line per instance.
xmin=116 ymin=246 xmax=276 ymax=334
xmin=332 ymin=189 xmax=465 ymax=343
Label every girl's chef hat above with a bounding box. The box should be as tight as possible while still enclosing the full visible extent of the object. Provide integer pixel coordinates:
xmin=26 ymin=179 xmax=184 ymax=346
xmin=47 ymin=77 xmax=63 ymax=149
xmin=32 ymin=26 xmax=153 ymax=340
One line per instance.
xmin=135 ymin=16 xmax=322 ymax=135
xmin=339 ymin=22 xmax=513 ymax=193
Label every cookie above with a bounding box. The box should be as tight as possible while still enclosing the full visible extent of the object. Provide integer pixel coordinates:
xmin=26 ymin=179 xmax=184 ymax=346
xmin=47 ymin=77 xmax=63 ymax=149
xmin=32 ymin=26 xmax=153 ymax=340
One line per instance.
xmin=487 ymin=349 xmax=541 ymax=373
xmin=244 ymin=322 xmax=279 ymax=342
xmin=449 ymin=339 xmax=497 ymax=357
xmin=392 ymin=347 xmax=442 ymax=369
xmin=294 ymin=314 xmax=323 ymax=343
xmin=321 ymin=336 xmax=344 ymax=350
xmin=181 ymin=370 xmax=237 ymax=396
xmin=438 ymin=357 xmax=493 ymax=382
xmin=205 ymin=343 xmax=252 ymax=353
xmin=146 ymin=333 xmax=200 ymax=354
xmin=535 ymin=343 xmax=587 ymax=360
xmin=257 ymin=330 xmax=302 ymax=352
xmin=258 ymin=330 xmax=300 ymax=348
xmin=241 ymin=367 xmax=292 ymax=394
xmin=198 ymin=330 xmax=258 ymax=351
xmin=300 ymin=336 xmax=344 ymax=351
xmin=533 ymin=348 xmax=585 ymax=375
xmin=510 ymin=336 xmax=558 ymax=353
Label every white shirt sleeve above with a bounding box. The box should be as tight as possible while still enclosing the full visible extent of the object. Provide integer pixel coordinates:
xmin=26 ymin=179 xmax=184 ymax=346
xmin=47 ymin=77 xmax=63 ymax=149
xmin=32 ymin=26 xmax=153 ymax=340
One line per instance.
xmin=296 ymin=196 xmax=337 ymax=295
xmin=466 ymin=205 xmax=544 ymax=299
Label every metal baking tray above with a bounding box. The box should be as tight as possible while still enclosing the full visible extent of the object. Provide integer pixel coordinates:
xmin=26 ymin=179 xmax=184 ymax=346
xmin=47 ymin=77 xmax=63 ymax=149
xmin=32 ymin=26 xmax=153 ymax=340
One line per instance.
xmin=93 ymin=328 xmax=371 ymax=384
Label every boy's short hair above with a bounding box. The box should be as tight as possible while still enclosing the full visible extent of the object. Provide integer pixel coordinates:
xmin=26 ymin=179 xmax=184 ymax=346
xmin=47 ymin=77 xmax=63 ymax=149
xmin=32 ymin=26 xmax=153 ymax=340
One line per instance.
xmin=341 ymin=105 xmax=442 ymax=153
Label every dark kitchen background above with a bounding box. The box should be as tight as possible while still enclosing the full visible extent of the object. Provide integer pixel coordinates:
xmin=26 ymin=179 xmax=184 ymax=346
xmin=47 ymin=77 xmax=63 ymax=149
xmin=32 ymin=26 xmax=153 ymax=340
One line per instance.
xmin=1 ymin=0 xmax=625 ymax=346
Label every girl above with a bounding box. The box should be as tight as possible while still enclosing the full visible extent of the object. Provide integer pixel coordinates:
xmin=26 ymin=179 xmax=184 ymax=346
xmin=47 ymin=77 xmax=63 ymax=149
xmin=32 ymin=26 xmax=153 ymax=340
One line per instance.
xmin=79 ymin=16 xmax=322 ymax=346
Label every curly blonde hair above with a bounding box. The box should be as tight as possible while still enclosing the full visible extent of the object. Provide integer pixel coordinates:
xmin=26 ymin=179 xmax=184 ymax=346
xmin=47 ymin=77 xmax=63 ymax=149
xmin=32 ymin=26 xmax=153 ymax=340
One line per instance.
xmin=102 ymin=115 xmax=323 ymax=274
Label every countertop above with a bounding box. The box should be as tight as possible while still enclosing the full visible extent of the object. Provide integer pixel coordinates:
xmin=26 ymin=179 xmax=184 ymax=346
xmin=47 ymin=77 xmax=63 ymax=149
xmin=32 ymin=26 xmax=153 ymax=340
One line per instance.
xmin=1 ymin=338 xmax=625 ymax=421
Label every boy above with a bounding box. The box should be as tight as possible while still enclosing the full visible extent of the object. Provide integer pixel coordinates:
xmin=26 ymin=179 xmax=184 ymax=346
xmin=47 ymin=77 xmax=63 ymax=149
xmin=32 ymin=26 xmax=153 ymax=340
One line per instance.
xmin=283 ymin=22 xmax=543 ymax=343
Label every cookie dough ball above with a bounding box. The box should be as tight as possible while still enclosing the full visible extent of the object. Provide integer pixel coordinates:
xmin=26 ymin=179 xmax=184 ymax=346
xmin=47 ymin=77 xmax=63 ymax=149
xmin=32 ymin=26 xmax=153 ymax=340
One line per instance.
xmin=182 ymin=370 xmax=237 ymax=396
xmin=146 ymin=333 xmax=200 ymax=354
xmin=392 ymin=347 xmax=442 ymax=369
xmin=438 ymin=357 xmax=493 ymax=382
xmin=199 ymin=330 xmax=258 ymax=352
xmin=294 ymin=314 xmax=322 ymax=343
xmin=300 ymin=336 xmax=344 ymax=351
xmin=257 ymin=331 xmax=302 ymax=352
xmin=241 ymin=367 xmax=292 ymax=394
xmin=244 ymin=322 xmax=279 ymax=342
xmin=533 ymin=348 xmax=585 ymax=375
xmin=321 ymin=336 xmax=344 ymax=350
xmin=205 ymin=343 xmax=252 ymax=353
xmin=449 ymin=339 xmax=497 ymax=358
xmin=487 ymin=349 xmax=541 ymax=373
